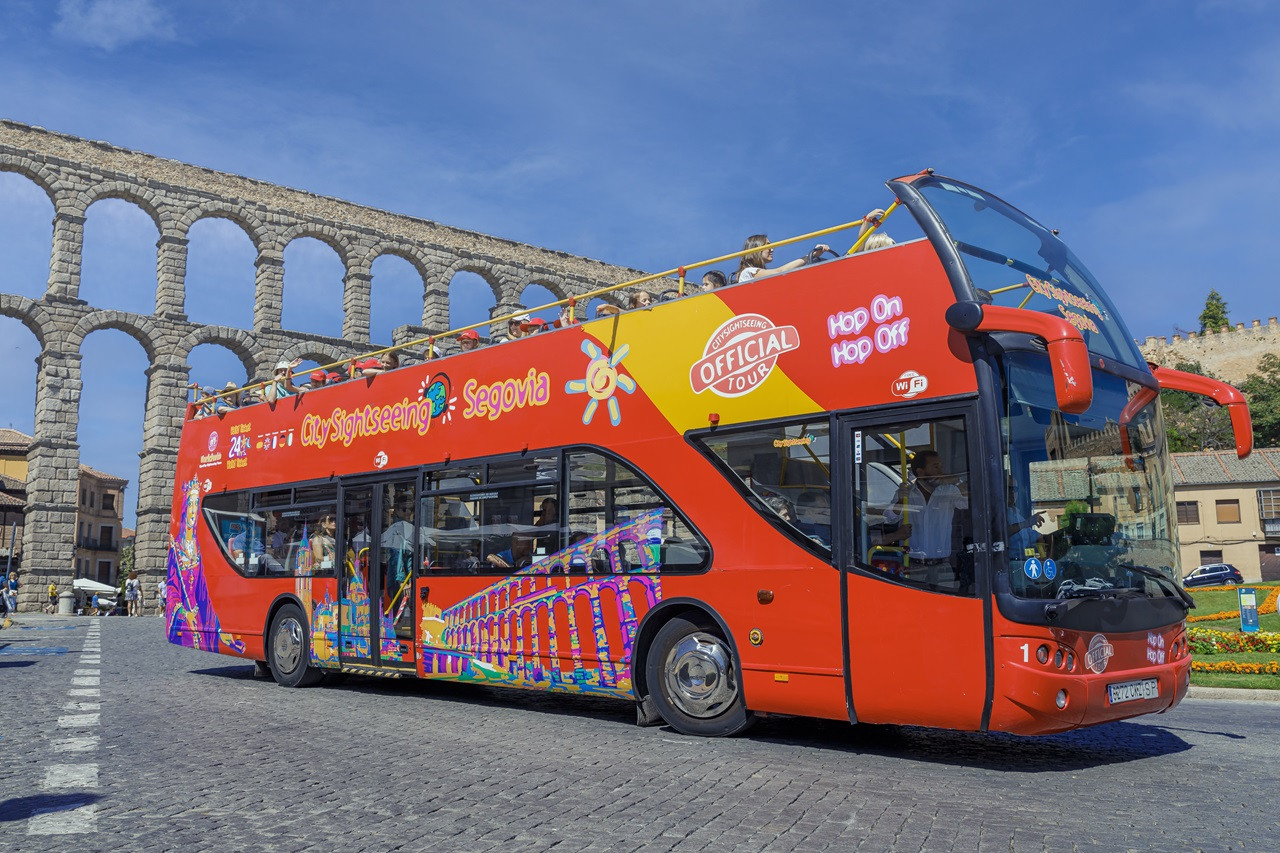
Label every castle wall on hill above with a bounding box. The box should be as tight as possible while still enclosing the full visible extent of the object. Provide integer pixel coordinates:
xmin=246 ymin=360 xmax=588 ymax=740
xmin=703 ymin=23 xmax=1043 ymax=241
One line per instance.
xmin=1139 ymin=318 xmax=1280 ymax=384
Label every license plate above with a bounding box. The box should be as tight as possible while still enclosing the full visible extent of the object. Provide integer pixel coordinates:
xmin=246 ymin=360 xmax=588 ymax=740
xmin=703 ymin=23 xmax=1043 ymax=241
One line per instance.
xmin=1107 ymin=678 xmax=1159 ymax=705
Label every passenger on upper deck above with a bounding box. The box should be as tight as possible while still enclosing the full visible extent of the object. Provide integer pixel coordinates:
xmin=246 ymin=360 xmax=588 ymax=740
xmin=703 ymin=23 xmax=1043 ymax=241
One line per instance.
xmin=264 ymin=359 xmax=305 ymax=403
xmin=628 ymin=291 xmax=652 ymax=309
xmin=358 ymin=351 xmax=400 ymax=377
xmin=458 ymin=329 xmax=482 ymax=352
xmin=507 ymin=314 xmax=530 ymax=341
xmin=521 ymin=317 xmax=550 ymax=335
xmin=736 ymin=235 xmax=831 ymax=283
xmin=857 ymin=232 xmax=896 ymax=252
xmin=701 ymin=270 xmax=727 ymax=291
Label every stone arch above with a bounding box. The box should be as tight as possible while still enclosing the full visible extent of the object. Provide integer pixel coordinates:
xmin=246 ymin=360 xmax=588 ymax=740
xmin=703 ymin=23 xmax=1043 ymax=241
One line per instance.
xmin=366 ymin=247 xmax=430 ymax=345
xmin=175 ymin=325 xmax=261 ymax=374
xmin=0 ymin=155 xmax=61 ymax=206
xmin=441 ymin=258 xmax=504 ymax=304
xmin=276 ymin=343 xmax=353 ymax=375
xmin=177 ymin=203 xmax=268 ymax=248
xmin=79 ymin=181 xmax=173 ymax=232
xmin=69 ymin=309 xmax=162 ymax=364
xmin=275 ymin=224 xmax=355 ymax=268
xmin=0 ymin=293 xmax=50 ymax=350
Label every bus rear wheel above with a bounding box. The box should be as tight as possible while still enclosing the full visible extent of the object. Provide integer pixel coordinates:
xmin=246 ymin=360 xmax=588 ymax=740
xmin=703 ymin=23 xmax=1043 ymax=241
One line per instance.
xmin=646 ymin=616 xmax=755 ymax=737
xmin=268 ymin=603 xmax=322 ymax=687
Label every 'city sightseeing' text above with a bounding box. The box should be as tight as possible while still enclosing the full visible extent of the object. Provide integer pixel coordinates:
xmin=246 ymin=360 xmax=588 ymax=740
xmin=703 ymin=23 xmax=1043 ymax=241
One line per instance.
xmin=301 ymin=398 xmax=435 ymax=449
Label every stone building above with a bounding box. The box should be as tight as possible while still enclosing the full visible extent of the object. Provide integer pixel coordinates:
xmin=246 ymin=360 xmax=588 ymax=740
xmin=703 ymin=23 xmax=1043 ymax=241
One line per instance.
xmin=0 ymin=120 xmax=653 ymax=612
xmin=74 ymin=465 xmax=127 ymax=585
xmin=1170 ymin=448 xmax=1280 ymax=582
xmin=0 ymin=428 xmax=130 ymax=593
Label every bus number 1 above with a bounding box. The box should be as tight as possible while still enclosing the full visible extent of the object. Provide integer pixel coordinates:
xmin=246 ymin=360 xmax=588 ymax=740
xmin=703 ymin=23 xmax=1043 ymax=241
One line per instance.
xmin=1020 ymin=643 xmax=1029 ymax=663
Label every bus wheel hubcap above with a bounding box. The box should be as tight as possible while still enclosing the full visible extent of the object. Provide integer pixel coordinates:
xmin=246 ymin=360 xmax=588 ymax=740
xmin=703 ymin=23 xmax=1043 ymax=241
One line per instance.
xmin=664 ymin=632 xmax=736 ymax=719
xmin=274 ymin=617 xmax=304 ymax=673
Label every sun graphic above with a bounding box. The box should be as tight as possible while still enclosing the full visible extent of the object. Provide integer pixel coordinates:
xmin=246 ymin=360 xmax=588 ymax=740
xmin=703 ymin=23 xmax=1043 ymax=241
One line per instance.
xmin=565 ymin=340 xmax=636 ymax=426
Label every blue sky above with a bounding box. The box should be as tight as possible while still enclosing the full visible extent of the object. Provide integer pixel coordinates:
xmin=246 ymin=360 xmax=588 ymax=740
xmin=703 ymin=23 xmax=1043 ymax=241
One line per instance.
xmin=1 ymin=0 xmax=1278 ymax=528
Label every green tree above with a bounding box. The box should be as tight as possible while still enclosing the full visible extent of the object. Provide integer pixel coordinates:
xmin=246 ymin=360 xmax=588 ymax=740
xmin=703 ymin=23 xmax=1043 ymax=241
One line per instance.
xmin=1159 ymin=360 xmax=1233 ymax=452
xmin=1198 ymin=289 xmax=1230 ymax=332
xmin=1239 ymin=353 xmax=1280 ymax=448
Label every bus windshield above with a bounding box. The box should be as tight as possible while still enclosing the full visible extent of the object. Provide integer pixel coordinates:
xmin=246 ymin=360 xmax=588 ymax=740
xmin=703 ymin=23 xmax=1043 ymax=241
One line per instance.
xmin=913 ymin=176 xmax=1145 ymax=369
xmin=1002 ymin=352 xmax=1180 ymax=601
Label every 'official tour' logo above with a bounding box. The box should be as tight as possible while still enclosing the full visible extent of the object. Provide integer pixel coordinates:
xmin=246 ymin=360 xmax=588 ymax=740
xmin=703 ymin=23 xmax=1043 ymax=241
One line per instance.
xmin=1085 ymin=633 xmax=1115 ymax=674
xmin=690 ymin=313 xmax=800 ymax=398
xmin=208 ymin=431 xmax=218 ymax=453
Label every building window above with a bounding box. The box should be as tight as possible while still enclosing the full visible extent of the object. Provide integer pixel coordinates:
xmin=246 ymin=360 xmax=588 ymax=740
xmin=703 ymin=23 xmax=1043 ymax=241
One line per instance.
xmin=1199 ymin=549 xmax=1223 ymax=566
xmin=80 ymin=489 xmax=86 ymax=506
xmin=1176 ymin=501 xmax=1199 ymax=524
xmin=103 ymin=493 xmax=115 ymax=513
xmin=1215 ymin=499 xmax=1241 ymax=524
xmin=100 ymin=526 xmax=113 ymax=549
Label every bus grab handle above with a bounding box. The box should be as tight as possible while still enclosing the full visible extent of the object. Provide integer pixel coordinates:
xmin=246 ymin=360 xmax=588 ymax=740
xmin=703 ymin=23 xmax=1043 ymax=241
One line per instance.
xmin=1148 ymin=363 xmax=1253 ymax=459
xmin=945 ymin=302 xmax=1093 ymax=414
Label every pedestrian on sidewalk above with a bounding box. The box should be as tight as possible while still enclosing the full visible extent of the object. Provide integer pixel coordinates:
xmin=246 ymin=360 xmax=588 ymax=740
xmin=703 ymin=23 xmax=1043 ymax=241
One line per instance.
xmin=156 ymin=579 xmax=166 ymax=614
xmin=125 ymin=570 xmax=142 ymax=617
xmin=5 ymin=571 xmax=17 ymax=612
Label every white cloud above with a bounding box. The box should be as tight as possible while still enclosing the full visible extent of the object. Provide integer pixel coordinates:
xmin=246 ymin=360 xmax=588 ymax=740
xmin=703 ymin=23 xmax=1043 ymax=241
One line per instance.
xmin=53 ymin=0 xmax=176 ymax=51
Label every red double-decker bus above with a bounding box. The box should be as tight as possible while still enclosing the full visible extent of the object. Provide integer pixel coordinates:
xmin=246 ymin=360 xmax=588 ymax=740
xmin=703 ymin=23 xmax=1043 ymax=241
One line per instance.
xmin=165 ymin=172 xmax=1252 ymax=737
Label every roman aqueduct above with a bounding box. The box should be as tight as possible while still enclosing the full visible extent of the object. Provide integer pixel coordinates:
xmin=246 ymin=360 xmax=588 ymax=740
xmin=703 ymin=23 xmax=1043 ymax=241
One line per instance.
xmin=0 ymin=119 xmax=647 ymax=610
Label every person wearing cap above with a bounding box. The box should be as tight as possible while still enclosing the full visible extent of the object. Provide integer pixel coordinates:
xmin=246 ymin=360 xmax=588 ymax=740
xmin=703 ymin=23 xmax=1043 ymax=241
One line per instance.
xmin=309 ymin=370 xmax=330 ymax=388
xmin=265 ymin=358 xmax=304 ymax=403
xmin=520 ymin=317 xmax=549 ymax=335
xmin=458 ymin=329 xmax=482 ymax=352
xmin=507 ymin=314 xmax=531 ymax=341
xmin=215 ymin=381 xmax=239 ymax=414
xmin=189 ymin=382 xmax=215 ymax=420
xmin=595 ymin=303 xmax=622 ymax=317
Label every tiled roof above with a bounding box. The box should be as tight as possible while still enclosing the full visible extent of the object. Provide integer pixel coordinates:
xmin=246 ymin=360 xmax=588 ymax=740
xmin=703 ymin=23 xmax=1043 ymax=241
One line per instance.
xmin=0 ymin=428 xmax=32 ymax=451
xmin=0 ymin=472 xmax=24 ymax=492
xmin=78 ymin=464 xmax=129 ymax=486
xmin=0 ymin=491 xmax=23 ymax=508
xmin=1170 ymin=448 xmax=1280 ymax=486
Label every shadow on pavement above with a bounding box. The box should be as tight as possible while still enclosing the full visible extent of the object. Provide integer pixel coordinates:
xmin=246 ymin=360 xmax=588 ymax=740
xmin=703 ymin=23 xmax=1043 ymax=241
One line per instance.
xmin=0 ymin=660 xmax=37 ymax=669
xmin=0 ymin=793 xmax=103 ymax=823
xmin=187 ymin=663 xmax=1191 ymax=769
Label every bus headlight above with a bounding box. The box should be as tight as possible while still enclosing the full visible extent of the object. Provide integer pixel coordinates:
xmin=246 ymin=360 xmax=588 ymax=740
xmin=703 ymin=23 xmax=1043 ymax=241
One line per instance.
xmin=1055 ymin=689 xmax=1068 ymax=709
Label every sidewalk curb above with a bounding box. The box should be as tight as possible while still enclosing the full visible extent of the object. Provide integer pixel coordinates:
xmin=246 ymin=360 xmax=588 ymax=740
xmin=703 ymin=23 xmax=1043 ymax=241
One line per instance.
xmin=1187 ymin=685 xmax=1280 ymax=702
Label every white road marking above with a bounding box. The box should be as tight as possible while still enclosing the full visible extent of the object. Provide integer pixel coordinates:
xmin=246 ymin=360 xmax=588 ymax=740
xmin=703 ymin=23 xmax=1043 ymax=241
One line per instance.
xmin=73 ymin=669 xmax=100 ymax=676
xmin=68 ymin=688 xmax=100 ymax=697
xmin=28 ymin=803 xmax=97 ymax=835
xmin=71 ymin=676 xmax=100 ymax=686
xmin=63 ymin=701 xmax=100 ymax=712
xmin=52 ymin=736 xmax=99 ymax=753
xmin=43 ymin=764 xmax=99 ymax=789
xmin=57 ymin=713 xmax=100 ymax=728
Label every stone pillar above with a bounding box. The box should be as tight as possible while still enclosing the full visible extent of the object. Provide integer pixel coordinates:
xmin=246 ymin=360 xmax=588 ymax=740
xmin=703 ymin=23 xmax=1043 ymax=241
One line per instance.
xmin=20 ymin=349 xmax=82 ymax=611
xmin=135 ymin=359 xmax=190 ymax=613
xmin=342 ymin=268 xmax=372 ymax=343
xmin=155 ymin=234 xmax=189 ymax=320
xmin=254 ymin=249 xmax=284 ymax=332
xmin=47 ymin=210 xmax=85 ymax=301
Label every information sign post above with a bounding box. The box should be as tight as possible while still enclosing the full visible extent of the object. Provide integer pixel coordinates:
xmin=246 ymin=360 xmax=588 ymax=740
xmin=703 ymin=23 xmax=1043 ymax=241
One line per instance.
xmin=1238 ymin=588 xmax=1260 ymax=634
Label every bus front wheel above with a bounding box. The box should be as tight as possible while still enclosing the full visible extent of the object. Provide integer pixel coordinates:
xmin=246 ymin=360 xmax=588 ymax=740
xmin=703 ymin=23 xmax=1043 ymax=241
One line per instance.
xmin=646 ymin=616 xmax=755 ymax=737
xmin=268 ymin=603 xmax=322 ymax=687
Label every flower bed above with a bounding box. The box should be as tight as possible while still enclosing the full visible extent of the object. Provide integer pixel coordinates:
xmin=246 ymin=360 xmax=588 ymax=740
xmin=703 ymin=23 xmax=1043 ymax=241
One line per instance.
xmin=1188 ymin=628 xmax=1280 ymax=654
xmin=1191 ymin=660 xmax=1280 ymax=675
xmin=1187 ymin=586 xmax=1280 ymax=623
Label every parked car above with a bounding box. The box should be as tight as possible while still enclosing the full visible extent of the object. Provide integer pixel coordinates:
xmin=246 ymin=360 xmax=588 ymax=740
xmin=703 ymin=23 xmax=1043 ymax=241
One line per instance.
xmin=1182 ymin=563 xmax=1244 ymax=588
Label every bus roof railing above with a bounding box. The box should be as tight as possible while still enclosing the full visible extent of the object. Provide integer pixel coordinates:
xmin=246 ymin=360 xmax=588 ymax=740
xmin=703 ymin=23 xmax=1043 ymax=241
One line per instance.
xmin=189 ymin=203 xmax=901 ymax=414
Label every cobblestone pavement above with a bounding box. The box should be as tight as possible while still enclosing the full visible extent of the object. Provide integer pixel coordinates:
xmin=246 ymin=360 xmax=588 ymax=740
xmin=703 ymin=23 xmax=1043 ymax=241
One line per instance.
xmin=1 ymin=613 xmax=1277 ymax=852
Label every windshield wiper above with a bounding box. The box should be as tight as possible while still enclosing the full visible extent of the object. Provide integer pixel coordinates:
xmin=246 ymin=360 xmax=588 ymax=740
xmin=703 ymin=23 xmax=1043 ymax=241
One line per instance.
xmin=1117 ymin=562 xmax=1196 ymax=611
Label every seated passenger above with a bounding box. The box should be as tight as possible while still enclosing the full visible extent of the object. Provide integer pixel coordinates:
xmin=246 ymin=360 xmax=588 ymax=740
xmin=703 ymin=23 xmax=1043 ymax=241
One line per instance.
xmin=216 ymin=381 xmax=239 ymax=413
xmin=556 ymin=306 xmax=578 ymax=327
xmin=190 ymin=384 xmax=216 ymax=420
xmin=264 ymin=359 xmax=304 ymax=403
xmin=794 ymin=490 xmax=833 ymax=547
xmin=228 ymin=526 xmax=285 ymax=574
xmin=486 ymin=534 xmax=535 ymax=570
xmin=856 ymin=231 xmax=896 ymax=252
xmin=735 ymin=235 xmax=831 ymax=283
xmin=359 ymin=351 xmax=400 ymax=376
xmin=507 ymin=314 xmax=530 ymax=341
xmin=311 ymin=514 xmax=338 ymax=572
xmin=765 ymin=495 xmax=794 ymax=524
xmin=458 ymin=329 xmax=482 ymax=351
xmin=628 ymin=291 xmax=652 ymax=309
xmin=701 ymin=270 xmax=727 ymax=291
xmin=520 ymin=317 xmax=550 ymax=335
xmin=310 ymin=370 xmax=330 ymax=388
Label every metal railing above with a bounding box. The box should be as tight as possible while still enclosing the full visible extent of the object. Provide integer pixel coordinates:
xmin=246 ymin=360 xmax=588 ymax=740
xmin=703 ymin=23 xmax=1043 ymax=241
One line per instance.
xmin=190 ymin=203 xmax=899 ymax=415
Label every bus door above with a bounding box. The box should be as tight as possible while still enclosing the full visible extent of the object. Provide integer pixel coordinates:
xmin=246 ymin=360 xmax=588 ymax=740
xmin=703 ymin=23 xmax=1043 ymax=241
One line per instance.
xmin=339 ymin=478 xmax=418 ymax=669
xmin=838 ymin=406 xmax=991 ymax=730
